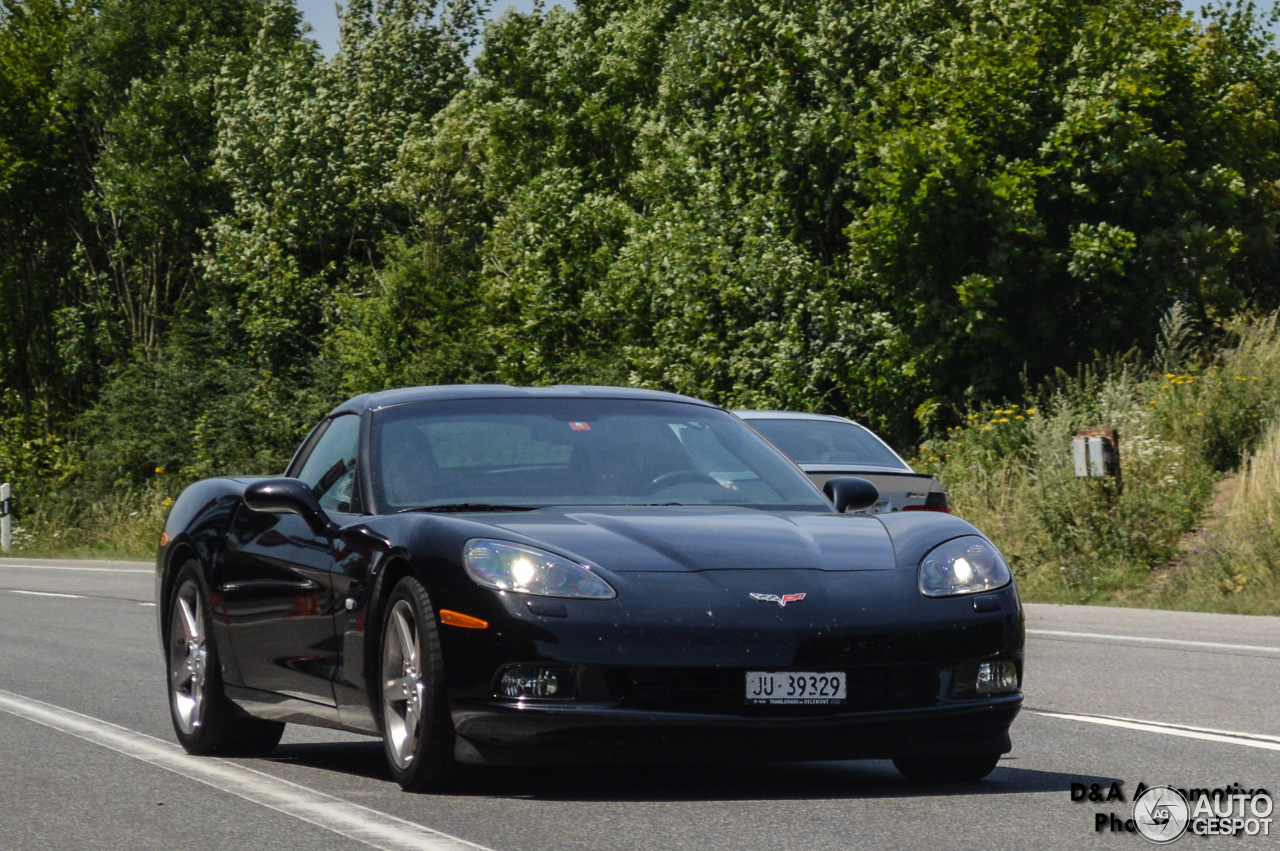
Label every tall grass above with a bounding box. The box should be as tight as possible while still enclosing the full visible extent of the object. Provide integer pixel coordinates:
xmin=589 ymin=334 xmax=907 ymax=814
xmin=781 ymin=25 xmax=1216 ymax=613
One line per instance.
xmin=916 ymin=309 xmax=1280 ymax=608
xmin=5 ymin=486 xmax=169 ymax=560
xmin=1158 ymin=312 xmax=1280 ymax=473
xmin=916 ymin=363 xmax=1214 ymax=603
xmin=1159 ymin=418 xmax=1280 ymax=615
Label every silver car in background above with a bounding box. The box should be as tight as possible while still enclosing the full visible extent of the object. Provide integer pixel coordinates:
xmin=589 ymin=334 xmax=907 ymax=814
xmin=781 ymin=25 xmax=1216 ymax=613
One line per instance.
xmin=735 ymin=411 xmax=949 ymax=515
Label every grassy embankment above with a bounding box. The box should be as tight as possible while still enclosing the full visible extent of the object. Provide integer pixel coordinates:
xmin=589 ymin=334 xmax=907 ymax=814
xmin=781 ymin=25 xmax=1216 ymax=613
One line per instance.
xmin=4 ymin=486 xmax=170 ymax=561
xmin=915 ymin=309 xmax=1280 ymax=615
xmin=9 ymin=310 xmax=1280 ymax=615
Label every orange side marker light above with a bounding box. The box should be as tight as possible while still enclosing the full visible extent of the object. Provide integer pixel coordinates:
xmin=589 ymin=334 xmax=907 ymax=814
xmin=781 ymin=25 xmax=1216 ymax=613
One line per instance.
xmin=159 ymin=532 xmax=170 ymax=546
xmin=440 ymin=609 xmax=488 ymax=629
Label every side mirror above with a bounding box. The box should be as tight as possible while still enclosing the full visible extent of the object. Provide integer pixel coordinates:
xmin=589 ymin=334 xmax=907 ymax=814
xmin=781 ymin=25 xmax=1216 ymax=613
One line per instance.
xmin=823 ymin=476 xmax=879 ymax=513
xmin=244 ymin=478 xmax=339 ymax=537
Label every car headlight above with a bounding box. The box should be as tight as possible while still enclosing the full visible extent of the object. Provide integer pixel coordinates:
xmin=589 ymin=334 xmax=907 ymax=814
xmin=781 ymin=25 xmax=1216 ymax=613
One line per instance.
xmin=463 ymin=539 xmax=616 ymax=599
xmin=919 ymin=536 xmax=1011 ymax=597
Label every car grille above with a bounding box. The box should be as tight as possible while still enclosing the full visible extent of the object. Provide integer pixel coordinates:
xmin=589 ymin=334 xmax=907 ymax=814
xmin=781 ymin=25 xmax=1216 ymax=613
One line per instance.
xmin=615 ymin=666 xmax=939 ymax=715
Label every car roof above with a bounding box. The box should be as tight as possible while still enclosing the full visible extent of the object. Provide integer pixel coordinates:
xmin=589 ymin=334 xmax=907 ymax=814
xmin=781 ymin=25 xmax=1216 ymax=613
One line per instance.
xmin=330 ymin=384 xmax=717 ymax=417
xmin=734 ymin=410 xmax=855 ymax=424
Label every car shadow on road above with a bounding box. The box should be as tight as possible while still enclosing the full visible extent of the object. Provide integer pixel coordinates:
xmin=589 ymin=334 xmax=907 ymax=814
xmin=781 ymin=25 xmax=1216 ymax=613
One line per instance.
xmin=449 ymin=759 xmax=1108 ymax=803
xmin=264 ymin=742 xmax=1108 ymax=803
xmin=266 ymin=741 xmax=394 ymax=782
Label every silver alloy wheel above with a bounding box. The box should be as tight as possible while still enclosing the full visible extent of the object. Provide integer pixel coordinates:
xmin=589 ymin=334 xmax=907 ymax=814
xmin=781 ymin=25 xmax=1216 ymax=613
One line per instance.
xmin=382 ymin=599 xmax=425 ymax=770
xmin=169 ymin=579 xmax=208 ymax=735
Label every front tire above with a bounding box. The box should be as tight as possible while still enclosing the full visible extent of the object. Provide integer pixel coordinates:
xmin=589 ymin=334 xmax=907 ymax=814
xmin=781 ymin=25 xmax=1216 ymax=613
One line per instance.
xmin=166 ymin=561 xmax=285 ymax=755
xmin=379 ymin=575 xmax=454 ymax=791
xmin=893 ymin=753 xmax=1002 ymax=782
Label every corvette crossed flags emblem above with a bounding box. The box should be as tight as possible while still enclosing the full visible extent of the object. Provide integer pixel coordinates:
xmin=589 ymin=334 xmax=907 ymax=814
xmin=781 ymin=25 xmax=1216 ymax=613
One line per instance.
xmin=749 ymin=592 xmax=806 ymax=607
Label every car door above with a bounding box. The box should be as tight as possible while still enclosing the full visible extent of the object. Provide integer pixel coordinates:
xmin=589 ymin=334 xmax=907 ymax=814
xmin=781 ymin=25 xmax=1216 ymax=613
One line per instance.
xmin=217 ymin=414 xmax=362 ymax=706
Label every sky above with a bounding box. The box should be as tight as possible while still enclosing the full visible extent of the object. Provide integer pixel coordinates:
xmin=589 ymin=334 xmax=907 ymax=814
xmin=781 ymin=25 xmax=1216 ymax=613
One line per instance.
xmin=295 ymin=1 xmax=568 ymax=56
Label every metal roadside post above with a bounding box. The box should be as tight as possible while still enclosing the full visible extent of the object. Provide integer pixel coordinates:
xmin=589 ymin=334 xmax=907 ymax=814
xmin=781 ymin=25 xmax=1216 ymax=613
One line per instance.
xmin=2 ymin=482 xmax=10 ymax=553
xmin=1072 ymin=430 xmax=1122 ymax=503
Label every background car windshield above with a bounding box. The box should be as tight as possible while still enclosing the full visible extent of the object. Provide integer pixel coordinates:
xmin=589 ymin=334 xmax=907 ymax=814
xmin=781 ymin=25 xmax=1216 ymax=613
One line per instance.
xmin=371 ymin=399 xmax=829 ymax=510
xmin=748 ymin=418 xmax=909 ymax=470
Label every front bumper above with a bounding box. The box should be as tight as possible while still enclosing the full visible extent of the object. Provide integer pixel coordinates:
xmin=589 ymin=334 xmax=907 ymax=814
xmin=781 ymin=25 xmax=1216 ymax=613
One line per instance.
xmin=433 ymin=565 xmax=1025 ymax=765
xmin=450 ymin=693 xmax=1022 ymax=765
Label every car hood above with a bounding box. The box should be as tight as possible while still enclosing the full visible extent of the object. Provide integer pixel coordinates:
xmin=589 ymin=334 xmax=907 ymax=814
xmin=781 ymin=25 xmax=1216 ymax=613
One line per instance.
xmin=477 ymin=506 xmax=896 ymax=573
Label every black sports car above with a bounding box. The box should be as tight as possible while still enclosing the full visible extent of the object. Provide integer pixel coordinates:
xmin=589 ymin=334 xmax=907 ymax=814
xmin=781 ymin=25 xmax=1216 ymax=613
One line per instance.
xmin=156 ymin=385 xmax=1023 ymax=790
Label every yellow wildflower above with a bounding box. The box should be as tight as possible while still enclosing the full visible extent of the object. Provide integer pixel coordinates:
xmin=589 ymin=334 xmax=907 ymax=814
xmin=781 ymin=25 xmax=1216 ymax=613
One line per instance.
xmin=999 ymin=418 xmax=1010 ymax=423
xmin=1015 ymin=415 xmax=1024 ymax=421
xmin=155 ymin=466 xmax=164 ymax=474
xmin=162 ymin=497 xmax=174 ymax=508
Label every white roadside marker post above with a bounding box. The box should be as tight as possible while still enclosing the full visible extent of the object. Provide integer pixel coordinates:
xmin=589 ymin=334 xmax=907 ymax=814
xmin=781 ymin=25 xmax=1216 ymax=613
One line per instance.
xmin=2 ymin=482 xmax=11 ymax=553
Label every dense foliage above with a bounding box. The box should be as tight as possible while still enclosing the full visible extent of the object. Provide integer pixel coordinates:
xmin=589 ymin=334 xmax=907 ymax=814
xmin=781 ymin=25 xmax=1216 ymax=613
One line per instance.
xmin=3 ymin=0 xmax=1280 ymax=511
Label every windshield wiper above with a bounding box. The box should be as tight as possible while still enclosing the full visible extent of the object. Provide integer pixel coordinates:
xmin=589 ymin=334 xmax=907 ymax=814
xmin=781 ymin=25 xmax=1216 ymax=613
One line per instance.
xmin=398 ymin=503 xmax=540 ymax=513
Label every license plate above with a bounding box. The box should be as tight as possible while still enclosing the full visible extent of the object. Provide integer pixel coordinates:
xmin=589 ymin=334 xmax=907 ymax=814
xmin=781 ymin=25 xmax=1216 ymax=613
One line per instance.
xmin=746 ymin=671 xmax=846 ymax=705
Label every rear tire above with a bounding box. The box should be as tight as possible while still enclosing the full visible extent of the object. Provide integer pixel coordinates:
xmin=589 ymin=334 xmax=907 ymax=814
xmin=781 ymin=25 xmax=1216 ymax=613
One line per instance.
xmin=893 ymin=753 xmax=1002 ymax=782
xmin=166 ymin=561 xmax=285 ymax=756
xmin=379 ymin=575 xmax=455 ymax=792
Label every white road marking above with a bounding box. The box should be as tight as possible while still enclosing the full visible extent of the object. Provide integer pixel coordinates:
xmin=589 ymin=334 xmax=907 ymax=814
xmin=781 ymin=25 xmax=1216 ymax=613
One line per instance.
xmin=139 ymin=602 xmax=156 ymax=606
xmin=0 ymin=689 xmax=494 ymax=851
xmin=0 ymin=562 xmax=151 ymax=573
xmin=7 ymin=590 xmax=85 ymax=599
xmin=1080 ymin=715 xmax=1280 ymax=744
xmin=1027 ymin=628 xmax=1280 ymax=654
xmin=1038 ymin=711 xmax=1280 ymax=752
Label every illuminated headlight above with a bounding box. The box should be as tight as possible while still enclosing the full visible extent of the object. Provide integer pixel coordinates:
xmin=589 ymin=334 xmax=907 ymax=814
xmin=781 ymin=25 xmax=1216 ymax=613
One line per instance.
xmin=918 ymin=536 xmax=1011 ymax=597
xmin=497 ymin=666 xmax=574 ymax=699
xmin=463 ymin=539 xmax=616 ymax=599
xmin=976 ymin=660 xmax=1019 ymax=693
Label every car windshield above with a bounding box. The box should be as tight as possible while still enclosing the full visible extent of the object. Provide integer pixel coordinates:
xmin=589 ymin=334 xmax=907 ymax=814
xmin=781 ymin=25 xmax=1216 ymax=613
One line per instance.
xmin=746 ymin=418 xmax=910 ymax=470
xmin=370 ymin=398 xmax=830 ymax=511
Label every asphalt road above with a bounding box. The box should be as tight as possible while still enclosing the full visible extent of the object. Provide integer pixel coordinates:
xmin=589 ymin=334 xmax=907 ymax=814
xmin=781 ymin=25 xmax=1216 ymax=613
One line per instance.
xmin=0 ymin=557 xmax=1276 ymax=850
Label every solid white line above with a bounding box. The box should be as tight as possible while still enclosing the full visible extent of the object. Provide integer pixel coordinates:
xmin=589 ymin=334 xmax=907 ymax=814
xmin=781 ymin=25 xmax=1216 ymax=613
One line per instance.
xmin=0 ymin=562 xmax=151 ymax=574
xmin=1074 ymin=714 xmax=1280 ymax=744
xmin=7 ymin=589 xmax=85 ymax=598
xmin=0 ymin=689 xmax=494 ymax=851
xmin=1038 ymin=711 xmax=1280 ymax=752
xmin=1027 ymin=628 xmax=1280 ymax=654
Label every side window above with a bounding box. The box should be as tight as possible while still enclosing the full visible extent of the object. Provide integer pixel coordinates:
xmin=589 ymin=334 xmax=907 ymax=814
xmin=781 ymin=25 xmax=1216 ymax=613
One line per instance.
xmin=297 ymin=414 xmax=361 ymax=513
